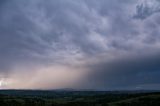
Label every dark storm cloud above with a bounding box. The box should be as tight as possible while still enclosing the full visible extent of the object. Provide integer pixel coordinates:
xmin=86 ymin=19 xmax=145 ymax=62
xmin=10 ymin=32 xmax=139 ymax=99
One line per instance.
xmin=134 ymin=0 xmax=160 ymax=20
xmin=81 ymin=52 xmax=160 ymax=90
xmin=0 ymin=0 xmax=160 ymax=89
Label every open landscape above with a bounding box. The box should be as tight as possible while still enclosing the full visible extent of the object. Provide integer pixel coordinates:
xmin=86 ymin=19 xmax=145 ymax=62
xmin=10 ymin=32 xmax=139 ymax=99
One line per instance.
xmin=0 ymin=0 xmax=160 ymax=106
xmin=0 ymin=90 xmax=160 ymax=106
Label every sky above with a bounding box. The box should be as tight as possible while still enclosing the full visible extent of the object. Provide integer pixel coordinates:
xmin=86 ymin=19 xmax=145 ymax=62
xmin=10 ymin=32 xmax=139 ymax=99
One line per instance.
xmin=0 ymin=0 xmax=160 ymax=90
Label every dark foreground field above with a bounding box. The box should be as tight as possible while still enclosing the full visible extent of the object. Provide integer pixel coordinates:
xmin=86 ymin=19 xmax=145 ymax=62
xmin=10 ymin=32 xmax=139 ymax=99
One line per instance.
xmin=0 ymin=90 xmax=160 ymax=106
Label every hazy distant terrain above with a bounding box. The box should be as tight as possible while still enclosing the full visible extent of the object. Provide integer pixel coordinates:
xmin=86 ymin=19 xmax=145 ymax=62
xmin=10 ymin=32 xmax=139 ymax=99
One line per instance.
xmin=0 ymin=90 xmax=160 ymax=106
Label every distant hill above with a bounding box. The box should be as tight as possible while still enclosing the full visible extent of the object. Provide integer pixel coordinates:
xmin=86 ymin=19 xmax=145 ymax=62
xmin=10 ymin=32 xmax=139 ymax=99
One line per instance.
xmin=0 ymin=89 xmax=159 ymax=96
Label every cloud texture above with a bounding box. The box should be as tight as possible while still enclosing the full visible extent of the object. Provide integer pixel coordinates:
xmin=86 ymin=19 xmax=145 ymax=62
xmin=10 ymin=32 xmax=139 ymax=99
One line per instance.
xmin=0 ymin=0 xmax=160 ymax=90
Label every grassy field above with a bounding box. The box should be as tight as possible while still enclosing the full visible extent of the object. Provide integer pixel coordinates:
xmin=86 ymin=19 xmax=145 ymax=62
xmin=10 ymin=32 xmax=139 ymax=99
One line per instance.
xmin=0 ymin=90 xmax=160 ymax=106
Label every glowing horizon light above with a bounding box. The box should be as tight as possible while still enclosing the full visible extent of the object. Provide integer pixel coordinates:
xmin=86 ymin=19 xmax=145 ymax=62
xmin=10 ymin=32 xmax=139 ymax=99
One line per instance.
xmin=0 ymin=79 xmax=7 ymax=88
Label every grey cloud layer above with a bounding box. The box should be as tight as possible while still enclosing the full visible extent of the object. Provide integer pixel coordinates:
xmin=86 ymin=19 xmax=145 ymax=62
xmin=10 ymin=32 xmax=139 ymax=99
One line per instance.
xmin=0 ymin=0 xmax=160 ymax=89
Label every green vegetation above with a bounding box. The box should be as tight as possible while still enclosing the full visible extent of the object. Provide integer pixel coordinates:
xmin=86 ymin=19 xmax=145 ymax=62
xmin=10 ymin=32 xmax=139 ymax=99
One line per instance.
xmin=109 ymin=94 xmax=160 ymax=106
xmin=0 ymin=90 xmax=160 ymax=106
